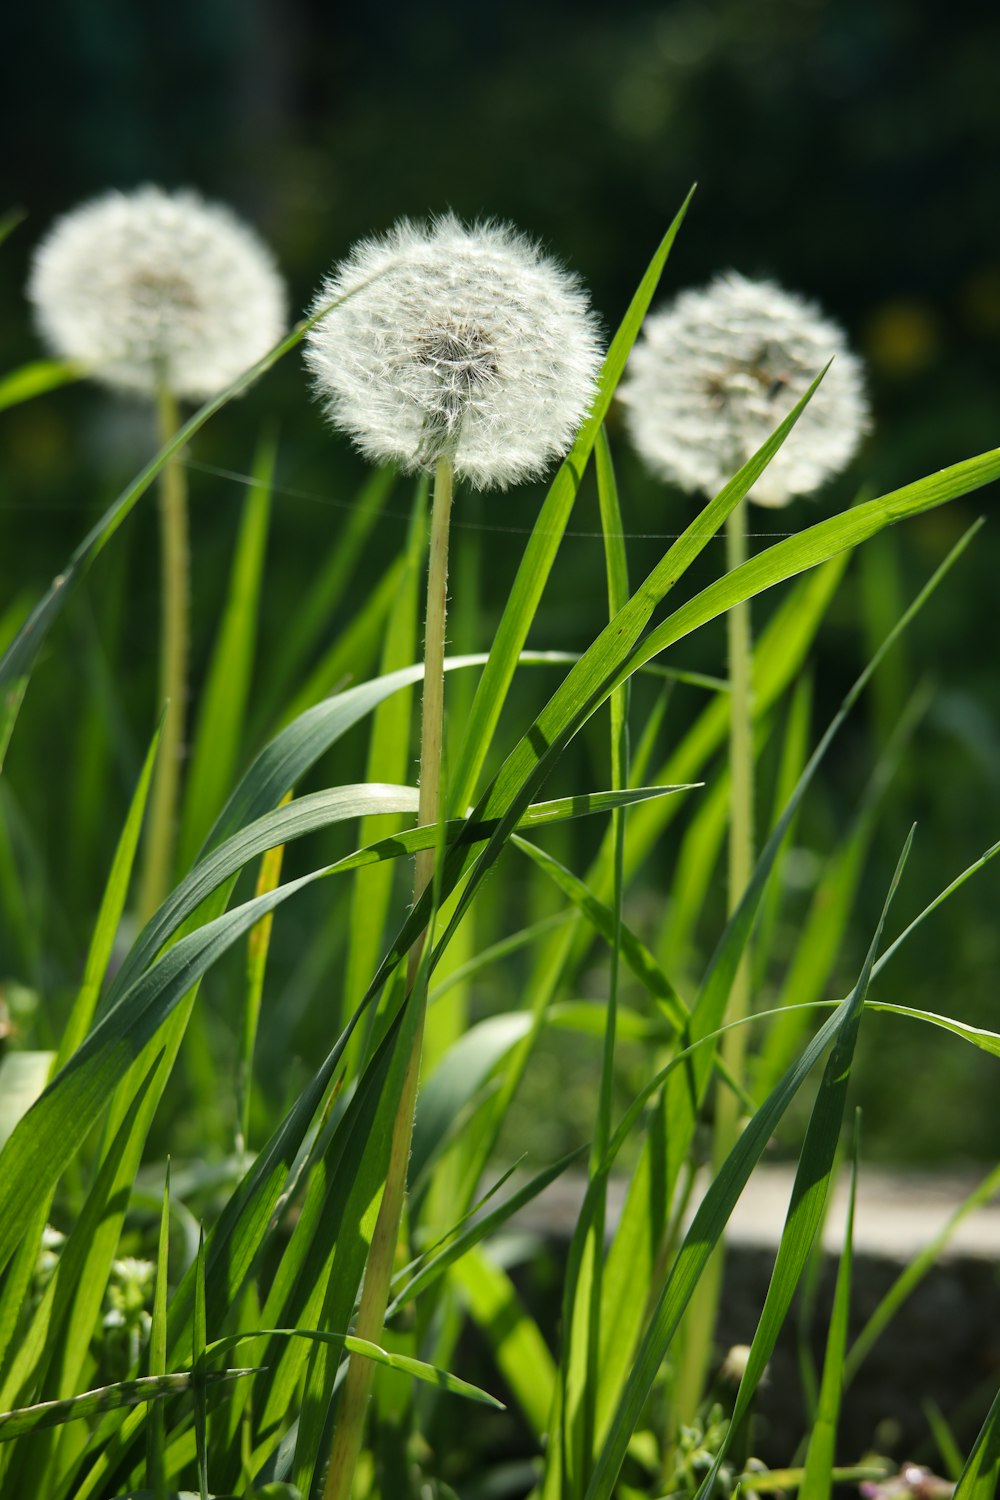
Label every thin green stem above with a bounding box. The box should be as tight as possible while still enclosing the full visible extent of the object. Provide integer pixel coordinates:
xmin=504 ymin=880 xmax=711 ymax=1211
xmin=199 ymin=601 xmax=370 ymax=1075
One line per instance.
xmin=138 ymin=388 xmax=189 ymax=923
xmin=720 ymin=500 xmax=754 ymax=1101
xmin=322 ymin=457 xmax=454 ymax=1500
xmin=675 ymin=502 xmax=755 ymax=1425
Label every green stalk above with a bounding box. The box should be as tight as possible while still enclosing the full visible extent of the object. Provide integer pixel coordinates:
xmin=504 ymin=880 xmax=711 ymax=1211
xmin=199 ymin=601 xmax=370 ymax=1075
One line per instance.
xmin=138 ymin=388 xmax=189 ymax=922
xmin=720 ymin=500 xmax=755 ymax=1107
xmin=322 ymin=456 xmax=454 ymax=1500
xmin=674 ymin=501 xmax=755 ymax=1424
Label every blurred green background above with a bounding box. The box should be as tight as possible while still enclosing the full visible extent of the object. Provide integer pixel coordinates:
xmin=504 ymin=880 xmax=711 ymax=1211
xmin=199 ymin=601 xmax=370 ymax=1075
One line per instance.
xmin=2 ymin=0 xmax=999 ymax=1162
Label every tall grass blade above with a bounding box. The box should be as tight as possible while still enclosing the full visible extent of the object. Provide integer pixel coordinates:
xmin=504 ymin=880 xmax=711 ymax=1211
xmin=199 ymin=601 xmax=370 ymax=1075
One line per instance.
xmin=799 ymin=1115 xmax=861 ymax=1500
xmin=176 ymin=432 xmax=276 ymax=873
xmin=449 ymin=189 xmax=695 ymax=814
xmin=588 ymin=831 xmax=913 ymax=1500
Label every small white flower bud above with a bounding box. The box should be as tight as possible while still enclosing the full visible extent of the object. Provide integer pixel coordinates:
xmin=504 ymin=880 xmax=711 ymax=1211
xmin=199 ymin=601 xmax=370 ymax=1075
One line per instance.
xmin=619 ymin=271 xmax=870 ymax=507
xmin=303 ymin=213 xmax=604 ymax=490
xmin=28 ymin=186 xmax=287 ymax=401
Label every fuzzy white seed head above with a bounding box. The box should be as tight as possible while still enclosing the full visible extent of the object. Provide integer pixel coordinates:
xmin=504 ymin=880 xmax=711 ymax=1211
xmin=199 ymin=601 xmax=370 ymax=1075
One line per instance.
xmin=303 ymin=214 xmax=604 ymax=490
xmin=619 ymin=271 xmax=870 ymax=507
xmin=28 ymin=186 xmax=287 ymax=401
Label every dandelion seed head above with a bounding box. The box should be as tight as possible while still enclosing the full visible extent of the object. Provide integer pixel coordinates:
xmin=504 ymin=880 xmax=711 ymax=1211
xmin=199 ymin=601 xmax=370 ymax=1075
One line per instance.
xmin=619 ymin=271 xmax=870 ymax=507
xmin=28 ymin=186 xmax=287 ymax=401
xmin=303 ymin=213 xmax=604 ymax=489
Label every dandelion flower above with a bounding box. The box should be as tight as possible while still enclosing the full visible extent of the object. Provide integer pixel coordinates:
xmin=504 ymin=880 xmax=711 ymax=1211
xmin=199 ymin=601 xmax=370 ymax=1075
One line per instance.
xmin=619 ymin=271 xmax=869 ymax=507
xmin=28 ymin=186 xmax=287 ymax=401
xmin=303 ymin=213 xmax=604 ymax=489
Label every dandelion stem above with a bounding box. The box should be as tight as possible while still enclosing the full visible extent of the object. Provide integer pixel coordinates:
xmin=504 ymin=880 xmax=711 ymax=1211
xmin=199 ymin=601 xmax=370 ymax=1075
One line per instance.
xmin=322 ymin=456 xmax=454 ymax=1500
xmin=139 ymin=388 xmax=189 ymax=922
xmin=721 ymin=501 xmax=754 ymax=1092
xmin=675 ymin=502 xmax=755 ymax=1424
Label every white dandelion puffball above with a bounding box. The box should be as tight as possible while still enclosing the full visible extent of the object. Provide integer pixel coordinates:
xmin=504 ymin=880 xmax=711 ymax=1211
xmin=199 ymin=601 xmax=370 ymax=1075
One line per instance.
xmin=303 ymin=214 xmax=604 ymax=490
xmin=619 ymin=271 xmax=870 ymax=507
xmin=28 ymin=186 xmax=287 ymax=401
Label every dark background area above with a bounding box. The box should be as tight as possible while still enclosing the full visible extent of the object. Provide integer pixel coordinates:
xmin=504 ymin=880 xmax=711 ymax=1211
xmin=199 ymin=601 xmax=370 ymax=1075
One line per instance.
xmin=1 ymin=0 xmax=999 ymax=1162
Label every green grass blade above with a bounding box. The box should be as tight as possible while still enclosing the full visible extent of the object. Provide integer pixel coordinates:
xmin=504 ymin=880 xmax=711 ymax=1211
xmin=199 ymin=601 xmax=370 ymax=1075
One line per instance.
xmin=573 ymin=425 xmax=631 ymax=1494
xmin=59 ymin=717 xmax=163 ymax=1062
xmin=0 ymin=780 xmax=673 ymax=1293
xmin=448 ymin=189 xmax=694 ymax=814
xmin=755 ymin=684 xmax=928 ymax=1094
xmin=252 ymin=465 xmax=396 ymax=736
xmin=0 ymin=1370 xmax=254 ymax=1444
xmin=0 ymin=1063 xmax=159 ymax=1414
xmin=176 ymin=432 xmax=276 ymax=873
xmin=276 ymin=551 xmax=407 ymax=727
xmin=238 ymin=795 xmax=291 ymax=1157
xmin=193 ymin=1229 xmax=208 ymax=1500
xmin=0 ymin=359 xmax=82 ymax=411
xmin=410 ymin=1014 xmax=533 ymax=1188
xmin=799 ymin=1116 xmax=860 ymax=1500
xmin=435 ymin=368 xmax=832 ymax=979
xmin=512 ymin=836 xmax=688 ymax=1030
xmin=450 ymin=1248 xmax=555 ymax=1436
xmin=689 ymin=842 xmax=911 ymax=1500
xmin=626 ymin=464 xmax=999 ymax=681
xmin=0 ymin=208 xmax=26 ymax=246
xmin=845 ymin=1160 xmax=1000 ymax=1384
xmin=207 ymin=1327 xmax=503 ymax=1409
xmin=0 ymin=275 xmax=401 ymax=741
xmin=387 ymin=1148 xmax=586 ymax=1316
xmin=147 ymin=1161 xmax=171 ymax=1498
xmin=953 ymin=1383 xmax=1000 ymax=1500
xmin=587 ymin=832 xmax=913 ymax=1500
xmin=615 ymin=555 xmax=846 ymax=896
xmin=343 ymin=477 xmax=426 ymax=1043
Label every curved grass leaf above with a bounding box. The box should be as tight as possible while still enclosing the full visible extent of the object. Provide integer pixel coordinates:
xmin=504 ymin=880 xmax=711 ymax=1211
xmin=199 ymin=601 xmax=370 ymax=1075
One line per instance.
xmin=0 ymin=269 xmax=404 ymax=747
xmin=176 ymin=432 xmax=276 ymax=873
xmin=799 ymin=1118 xmax=861 ymax=1500
xmin=0 ymin=359 xmax=82 ymax=412
xmin=953 ymin=1382 xmax=1000 ymax=1500
xmin=208 ymin=1328 xmax=503 ymax=1410
xmin=588 ymin=834 xmax=912 ymax=1500
xmin=449 ymin=188 xmax=695 ymax=814
xmin=0 ymin=1370 xmax=256 ymax=1443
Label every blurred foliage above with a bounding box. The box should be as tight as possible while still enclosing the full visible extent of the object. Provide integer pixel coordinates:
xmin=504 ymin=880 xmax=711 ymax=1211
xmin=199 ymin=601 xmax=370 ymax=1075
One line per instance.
xmin=1 ymin=0 xmax=999 ymax=1164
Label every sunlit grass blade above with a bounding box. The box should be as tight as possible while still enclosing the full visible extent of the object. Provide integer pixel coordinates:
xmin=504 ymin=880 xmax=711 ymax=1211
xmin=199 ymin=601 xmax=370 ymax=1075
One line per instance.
xmin=176 ymin=431 xmax=276 ymax=873
xmin=0 ymin=359 xmax=82 ymax=411
xmin=0 ymin=1370 xmax=256 ymax=1444
xmin=0 ymin=781 xmax=671 ymax=1291
xmin=277 ymin=551 xmax=408 ymax=727
xmin=146 ymin=1162 xmax=171 ymax=1499
xmin=0 ymin=1063 xmax=159 ymax=1417
xmin=251 ymin=464 xmax=396 ymax=736
xmin=59 ymin=716 xmax=163 ymax=1061
xmin=387 ymin=1148 xmax=586 ymax=1315
xmin=193 ymin=1228 xmax=208 ymax=1500
xmin=238 ymin=794 xmax=291 ymax=1158
xmin=449 ymin=188 xmax=695 ymax=815
xmin=845 ymin=1159 xmax=1000 ymax=1384
xmin=586 ymin=831 xmax=913 ymax=1500
xmin=953 ymin=1381 xmax=1000 ymax=1499
xmin=207 ymin=1327 xmax=504 ymax=1409
xmin=343 ymin=477 xmax=426 ymax=1048
xmin=799 ymin=1115 xmax=860 ymax=1500
xmin=450 ymin=1248 xmax=555 ymax=1435
xmin=755 ymin=682 xmax=929 ymax=1093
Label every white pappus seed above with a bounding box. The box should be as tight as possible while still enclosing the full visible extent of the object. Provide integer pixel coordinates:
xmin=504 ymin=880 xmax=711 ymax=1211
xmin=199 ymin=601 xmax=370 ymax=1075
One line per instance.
xmin=303 ymin=213 xmax=605 ymax=490
xmin=619 ymin=271 xmax=870 ymax=507
xmin=28 ymin=186 xmax=287 ymax=401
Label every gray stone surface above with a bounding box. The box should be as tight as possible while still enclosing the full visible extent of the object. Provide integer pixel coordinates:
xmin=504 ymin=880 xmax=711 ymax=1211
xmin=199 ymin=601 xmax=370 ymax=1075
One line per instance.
xmin=511 ymin=1165 xmax=1000 ymax=1463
